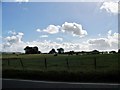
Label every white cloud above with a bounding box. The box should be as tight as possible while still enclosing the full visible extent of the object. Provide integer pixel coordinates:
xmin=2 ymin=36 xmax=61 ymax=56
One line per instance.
xmin=5 ymin=33 xmax=23 ymax=43
xmin=15 ymin=0 xmax=29 ymax=2
xmin=2 ymin=33 xmax=89 ymax=52
xmin=3 ymin=32 xmax=24 ymax=49
xmin=100 ymin=1 xmax=118 ymax=14
xmin=36 ymin=22 xmax=87 ymax=37
xmin=98 ymin=34 xmax=101 ymax=36
xmin=88 ymin=38 xmax=110 ymax=50
xmin=88 ymin=30 xmax=119 ymax=51
xmin=18 ymin=32 xmax=24 ymax=36
xmin=2 ymin=30 xmax=119 ymax=53
xmin=61 ymin=22 xmax=87 ymax=37
xmin=56 ymin=37 xmax=63 ymax=41
xmin=43 ymin=25 xmax=60 ymax=34
xmin=8 ymin=31 xmax=16 ymax=35
xmin=36 ymin=29 xmax=42 ymax=32
xmin=0 ymin=36 xmax=2 ymax=39
xmin=40 ymin=35 xmax=48 ymax=38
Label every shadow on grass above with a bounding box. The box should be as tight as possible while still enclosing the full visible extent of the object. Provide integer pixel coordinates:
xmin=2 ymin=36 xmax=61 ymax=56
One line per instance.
xmin=2 ymin=69 xmax=120 ymax=83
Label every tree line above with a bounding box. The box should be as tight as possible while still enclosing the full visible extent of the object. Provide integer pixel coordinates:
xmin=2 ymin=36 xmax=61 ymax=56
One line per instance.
xmin=24 ymin=46 xmax=120 ymax=55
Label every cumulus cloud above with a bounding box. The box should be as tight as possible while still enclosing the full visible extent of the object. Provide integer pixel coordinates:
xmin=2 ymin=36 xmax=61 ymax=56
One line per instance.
xmin=15 ymin=0 xmax=29 ymax=2
xmin=61 ymin=22 xmax=87 ymax=37
xmin=8 ymin=31 xmax=16 ymax=35
xmin=5 ymin=32 xmax=24 ymax=44
xmin=40 ymin=35 xmax=48 ymax=38
xmin=2 ymin=30 xmax=119 ymax=53
xmin=0 ymin=36 xmax=2 ymax=39
xmin=43 ymin=25 xmax=60 ymax=34
xmin=88 ymin=30 xmax=119 ymax=51
xmin=36 ymin=22 xmax=87 ymax=37
xmin=100 ymin=1 xmax=118 ymax=14
xmin=2 ymin=31 xmax=89 ymax=52
xmin=88 ymin=38 xmax=110 ymax=50
xmin=3 ymin=32 xmax=24 ymax=49
xmin=36 ymin=29 xmax=42 ymax=32
xmin=56 ymin=37 xmax=63 ymax=41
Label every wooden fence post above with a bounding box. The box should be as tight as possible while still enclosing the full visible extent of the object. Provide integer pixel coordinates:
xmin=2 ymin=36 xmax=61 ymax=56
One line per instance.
xmin=94 ymin=57 xmax=96 ymax=71
xmin=66 ymin=58 xmax=70 ymax=70
xmin=8 ymin=59 xmax=10 ymax=66
xmin=44 ymin=58 xmax=47 ymax=69
xmin=19 ymin=58 xmax=25 ymax=70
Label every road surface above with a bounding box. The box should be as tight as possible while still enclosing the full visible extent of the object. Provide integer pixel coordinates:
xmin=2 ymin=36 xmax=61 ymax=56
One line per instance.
xmin=2 ymin=78 xmax=120 ymax=89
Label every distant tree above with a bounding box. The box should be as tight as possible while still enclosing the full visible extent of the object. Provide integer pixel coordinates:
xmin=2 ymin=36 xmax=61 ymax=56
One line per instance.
xmin=109 ymin=51 xmax=116 ymax=54
xmin=57 ymin=48 xmax=64 ymax=54
xmin=12 ymin=52 xmax=15 ymax=54
xmin=68 ymin=51 xmax=74 ymax=55
xmin=38 ymin=51 xmax=41 ymax=54
xmin=81 ymin=51 xmax=86 ymax=54
xmin=118 ymin=49 xmax=120 ymax=53
xmin=24 ymin=46 xmax=31 ymax=54
xmin=34 ymin=46 xmax=39 ymax=54
xmin=24 ymin=46 xmax=40 ymax=54
xmin=91 ymin=50 xmax=100 ymax=54
xmin=49 ymin=48 xmax=56 ymax=54
xmin=76 ymin=52 xmax=79 ymax=55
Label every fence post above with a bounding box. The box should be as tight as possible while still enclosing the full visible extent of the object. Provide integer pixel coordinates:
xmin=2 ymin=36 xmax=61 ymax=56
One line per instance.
xmin=19 ymin=58 xmax=25 ymax=70
xmin=66 ymin=58 xmax=70 ymax=70
xmin=44 ymin=58 xmax=47 ymax=69
xmin=8 ymin=59 xmax=10 ymax=66
xmin=94 ymin=57 xmax=96 ymax=71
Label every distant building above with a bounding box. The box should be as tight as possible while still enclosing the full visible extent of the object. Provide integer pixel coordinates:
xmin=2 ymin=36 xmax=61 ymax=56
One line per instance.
xmin=24 ymin=46 xmax=41 ymax=54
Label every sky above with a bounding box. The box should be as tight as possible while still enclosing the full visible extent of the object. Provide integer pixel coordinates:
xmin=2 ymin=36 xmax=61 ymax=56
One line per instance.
xmin=1 ymin=0 xmax=120 ymax=53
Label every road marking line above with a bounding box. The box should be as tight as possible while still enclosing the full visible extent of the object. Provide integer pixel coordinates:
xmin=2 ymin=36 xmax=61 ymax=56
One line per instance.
xmin=2 ymin=78 xmax=120 ymax=86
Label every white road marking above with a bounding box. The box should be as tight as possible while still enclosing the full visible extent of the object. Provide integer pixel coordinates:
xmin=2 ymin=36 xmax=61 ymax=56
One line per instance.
xmin=3 ymin=78 xmax=120 ymax=86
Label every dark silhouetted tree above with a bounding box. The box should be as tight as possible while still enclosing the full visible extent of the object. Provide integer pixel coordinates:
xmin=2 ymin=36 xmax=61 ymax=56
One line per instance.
xmin=118 ymin=49 xmax=120 ymax=53
xmin=91 ymin=50 xmax=100 ymax=54
xmin=68 ymin=51 xmax=74 ymax=55
xmin=57 ymin=48 xmax=64 ymax=54
xmin=109 ymin=51 xmax=116 ymax=54
xmin=24 ymin=46 xmax=41 ymax=54
xmin=49 ymin=48 xmax=56 ymax=54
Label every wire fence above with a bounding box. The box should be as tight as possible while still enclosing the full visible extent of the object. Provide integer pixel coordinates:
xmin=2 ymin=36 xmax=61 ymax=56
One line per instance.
xmin=2 ymin=56 xmax=118 ymax=72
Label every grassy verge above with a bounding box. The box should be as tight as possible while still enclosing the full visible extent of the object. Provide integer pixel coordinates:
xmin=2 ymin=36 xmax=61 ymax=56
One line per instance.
xmin=3 ymin=68 xmax=120 ymax=83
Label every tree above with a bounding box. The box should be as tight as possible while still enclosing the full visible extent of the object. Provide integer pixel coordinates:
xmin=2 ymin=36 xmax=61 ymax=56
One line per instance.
xmin=57 ymin=48 xmax=64 ymax=54
xmin=24 ymin=46 xmax=31 ymax=54
xmin=68 ymin=51 xmax=74 ymax=55
xmin=49 ymin=48 xmax=56 ymax=54
xmin=76 ymin=52 xmax=79 ymax=55
xmin=118 ymin=49 xmax=120 ymax=53
xmin=34 ymin=46 xmax=39 ymax=54
xmin=38 ymin=51 xmax=41 ymax=54
xmin=91 ymin=50 xmax=99 ymax=54
xmin=24 ymin=46 xmax=40 ymax=54
xmin=109 ymin=51 xmax=116 ymax=54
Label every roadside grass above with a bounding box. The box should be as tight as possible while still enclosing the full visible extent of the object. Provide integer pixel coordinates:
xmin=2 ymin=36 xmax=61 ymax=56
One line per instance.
xmin=2 ymin=53 xmax=120 ymax=83
xmin=3 ymin=69 xmax=119 ymax=83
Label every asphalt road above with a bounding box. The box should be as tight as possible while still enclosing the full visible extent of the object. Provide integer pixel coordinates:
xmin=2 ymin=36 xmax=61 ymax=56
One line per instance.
xmin=2 ymin=78 xmax=120 ymax=89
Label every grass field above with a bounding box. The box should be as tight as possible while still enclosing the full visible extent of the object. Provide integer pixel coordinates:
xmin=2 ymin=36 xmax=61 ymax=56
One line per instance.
xmin=2 ymin=53 xmax=120 ymax=83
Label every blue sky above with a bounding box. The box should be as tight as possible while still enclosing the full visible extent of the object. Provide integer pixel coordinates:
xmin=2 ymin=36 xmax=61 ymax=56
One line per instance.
xmin=2 ymin=1 xmax=119 ymax=52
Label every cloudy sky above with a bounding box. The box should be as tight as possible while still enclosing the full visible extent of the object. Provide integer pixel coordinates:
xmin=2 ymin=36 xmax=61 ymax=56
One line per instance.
xmin=1 ymin=0 xmax=120 ymax=53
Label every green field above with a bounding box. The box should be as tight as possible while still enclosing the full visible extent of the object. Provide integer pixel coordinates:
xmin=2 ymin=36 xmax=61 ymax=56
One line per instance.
xmin=2 ymin=53 xmax=120 ymax=83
